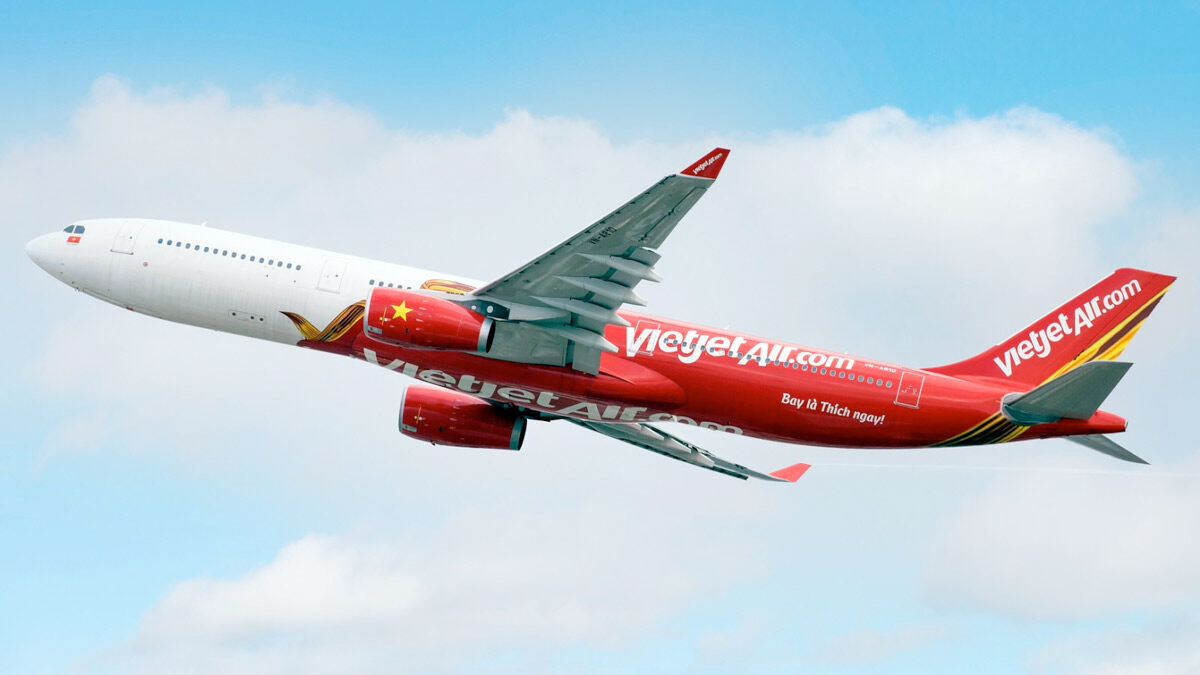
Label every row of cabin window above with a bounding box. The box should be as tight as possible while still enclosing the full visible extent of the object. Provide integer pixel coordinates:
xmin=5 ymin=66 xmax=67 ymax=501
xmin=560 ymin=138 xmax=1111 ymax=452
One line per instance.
xmin=672 ymin=340 xmax=894 ymax=388
xmin=760 ymin=358 xmax=892 ymax=388
xmin=795 ymin=365 xmax=892 ymax=388
xmin=368 ymin=279 xmax=413 ymax=289
xmin=155 ymin=238 xmax=301 ymax=270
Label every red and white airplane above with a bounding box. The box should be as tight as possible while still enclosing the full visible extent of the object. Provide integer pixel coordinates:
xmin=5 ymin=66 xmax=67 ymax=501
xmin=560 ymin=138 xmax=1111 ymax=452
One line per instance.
xmin=26 ymin=149 xmax=1176 ymax=481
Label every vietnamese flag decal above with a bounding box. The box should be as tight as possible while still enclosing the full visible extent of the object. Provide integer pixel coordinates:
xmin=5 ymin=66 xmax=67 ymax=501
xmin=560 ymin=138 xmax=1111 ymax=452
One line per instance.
xmin=67 ymin=235 xmax=81 ymax=244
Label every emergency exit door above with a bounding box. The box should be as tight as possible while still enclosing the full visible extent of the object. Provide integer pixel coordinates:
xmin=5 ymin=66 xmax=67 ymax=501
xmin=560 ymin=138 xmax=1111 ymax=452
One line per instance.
xmin=318 ymin=259 xmax=347 ymax=293
xmin=110 ymin=221 xmax=144 ymax=254
xmin=894 ymin=371 xmax=925 ymax=409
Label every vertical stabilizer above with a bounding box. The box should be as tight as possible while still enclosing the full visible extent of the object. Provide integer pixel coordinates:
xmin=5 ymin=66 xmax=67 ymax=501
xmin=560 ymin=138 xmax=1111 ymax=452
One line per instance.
xmin=928 ymin=268 xmax=1175 ymax=387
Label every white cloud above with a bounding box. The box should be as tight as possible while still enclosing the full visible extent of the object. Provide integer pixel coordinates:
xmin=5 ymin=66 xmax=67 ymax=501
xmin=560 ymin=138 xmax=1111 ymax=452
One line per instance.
xmin=692 ymin=107 xmax=1138 ymax=359
xmin=5 ymin=78 xmax=1197 ymax=672
xmin=812 ymin=623 xmax=947 ymax=665
xmin=924 ymin=459 xmax=1200 ymax=619
xmin=105 ymin=509 xmax=758 ymax=673
xmin=1031 ymin=614 xmax=1200 ymax=675
xmin=141 ymin=535 xmax=423 ymax=640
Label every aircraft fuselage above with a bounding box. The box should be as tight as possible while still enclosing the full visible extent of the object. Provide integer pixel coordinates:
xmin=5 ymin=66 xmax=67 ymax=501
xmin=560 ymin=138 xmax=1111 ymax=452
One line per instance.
xmin=26 ymin=218 xmax=1127 ymax=450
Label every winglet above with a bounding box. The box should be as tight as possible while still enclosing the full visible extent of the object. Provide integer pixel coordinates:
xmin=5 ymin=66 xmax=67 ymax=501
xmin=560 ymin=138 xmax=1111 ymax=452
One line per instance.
xmin=680 ymin=147 xmax=730 ymax=180
xmin=769 ymin=461 xmax=811 ymax=482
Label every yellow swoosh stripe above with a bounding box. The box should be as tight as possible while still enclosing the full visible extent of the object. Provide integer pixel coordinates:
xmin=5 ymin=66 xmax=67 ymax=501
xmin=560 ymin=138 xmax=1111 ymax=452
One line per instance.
xmin=281 ymin=301 xmax=366 ymax=343
xmin=1040 ymin=286 xmax=1170 ymax=384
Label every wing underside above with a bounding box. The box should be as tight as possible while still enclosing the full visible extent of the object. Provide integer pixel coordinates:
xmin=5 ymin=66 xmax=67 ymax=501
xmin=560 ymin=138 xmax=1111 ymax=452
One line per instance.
xmin=564 ymin=418 xmax=810 ymax=482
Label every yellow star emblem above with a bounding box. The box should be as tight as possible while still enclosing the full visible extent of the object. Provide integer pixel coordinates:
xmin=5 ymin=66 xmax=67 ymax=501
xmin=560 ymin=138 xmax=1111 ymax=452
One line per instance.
xmin=391 ymin=301 xmax=412 ymax=321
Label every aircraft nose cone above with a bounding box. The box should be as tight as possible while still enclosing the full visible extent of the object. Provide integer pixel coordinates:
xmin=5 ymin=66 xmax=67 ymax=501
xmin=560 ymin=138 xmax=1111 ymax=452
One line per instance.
xmin=25 ymin=233 xmax=60 ymax=274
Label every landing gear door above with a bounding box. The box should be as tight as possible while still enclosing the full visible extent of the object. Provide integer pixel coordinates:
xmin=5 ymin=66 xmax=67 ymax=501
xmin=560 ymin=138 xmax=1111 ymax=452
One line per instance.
xmin=894 ymin=371 xmax=925 ymax=409
xmin=318 ymin=259 xmax=347 ymax=293
xmin=110 ymin=221 xmax=144 ymax=254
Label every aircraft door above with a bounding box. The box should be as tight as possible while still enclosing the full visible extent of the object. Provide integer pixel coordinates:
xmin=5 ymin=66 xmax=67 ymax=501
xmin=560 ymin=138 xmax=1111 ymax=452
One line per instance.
xmin=894 ymin=371 xmax=925 ymax=409
xmin=318 ymin=259 xmax=347 ymax=293
xmin=110 ymin=220 xmax=144 ymax=254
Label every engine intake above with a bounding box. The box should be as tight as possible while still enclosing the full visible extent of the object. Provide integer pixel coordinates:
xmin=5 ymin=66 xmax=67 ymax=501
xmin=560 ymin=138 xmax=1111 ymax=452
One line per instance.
xmin=365 ymin=287 xmax=494 ymax=352
xmin=399 ymin=385 xmax=526 ymax=450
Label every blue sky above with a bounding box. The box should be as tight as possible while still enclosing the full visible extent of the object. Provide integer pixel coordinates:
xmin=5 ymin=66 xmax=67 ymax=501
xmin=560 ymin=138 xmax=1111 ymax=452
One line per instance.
xmin=3 ymin=2 xmax=1200 ymax=673
xmin=5 ymin=2 xmax=1199 ymax=153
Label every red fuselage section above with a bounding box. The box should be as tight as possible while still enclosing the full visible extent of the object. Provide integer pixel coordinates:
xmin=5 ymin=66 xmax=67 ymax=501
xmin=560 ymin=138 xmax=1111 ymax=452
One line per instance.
xmin=310 ymin=308 xmax=1124 ymax=449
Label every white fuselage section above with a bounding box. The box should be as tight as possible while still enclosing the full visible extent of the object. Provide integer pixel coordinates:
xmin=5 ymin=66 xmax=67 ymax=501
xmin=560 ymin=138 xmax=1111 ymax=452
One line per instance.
xmin=27 ymin=218 xmax=476 ymax=344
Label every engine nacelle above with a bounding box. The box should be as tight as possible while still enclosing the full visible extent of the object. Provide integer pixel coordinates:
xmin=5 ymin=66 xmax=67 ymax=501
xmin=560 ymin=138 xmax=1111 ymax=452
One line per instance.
xmin=399 ymin=386 xmax=526 ymax=450
xmin=365 ymin=287 xmax=494 ymax=352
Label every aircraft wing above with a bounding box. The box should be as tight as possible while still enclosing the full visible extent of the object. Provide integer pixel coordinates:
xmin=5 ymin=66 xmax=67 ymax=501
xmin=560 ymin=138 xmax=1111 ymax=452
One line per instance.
xmin=565 ymin=418 xmax=810 ymax=482
xmin=467 ymin=148 xmax=730 ymax=374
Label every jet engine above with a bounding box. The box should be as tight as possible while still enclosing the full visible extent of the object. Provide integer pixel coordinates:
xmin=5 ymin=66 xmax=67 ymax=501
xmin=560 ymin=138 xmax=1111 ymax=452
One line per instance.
xmin=399 ymin=385 xmax=526 ymax=450
xmin=365 ymin=287 xmax=494 ymax=352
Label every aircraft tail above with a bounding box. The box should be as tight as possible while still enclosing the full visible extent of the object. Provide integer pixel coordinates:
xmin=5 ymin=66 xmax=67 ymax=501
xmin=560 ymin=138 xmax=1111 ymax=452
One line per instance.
xmin=1000 ymin=361 xmax=1149 ymax=463
xmin=928 ymin=268 xmax=1176 ymax=388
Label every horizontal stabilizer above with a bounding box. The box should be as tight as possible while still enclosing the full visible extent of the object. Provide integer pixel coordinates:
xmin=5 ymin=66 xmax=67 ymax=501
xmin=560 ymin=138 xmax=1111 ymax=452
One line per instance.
xmin=1002 ymin=361 xmax=1132 ymax=425
xmin=1066 ymin=434 xmax=1149 ymax=464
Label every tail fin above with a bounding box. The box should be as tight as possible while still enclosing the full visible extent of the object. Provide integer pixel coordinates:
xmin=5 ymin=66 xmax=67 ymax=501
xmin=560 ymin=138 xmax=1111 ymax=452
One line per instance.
xmin=928 ymin=268 xmax=1176 ymax=387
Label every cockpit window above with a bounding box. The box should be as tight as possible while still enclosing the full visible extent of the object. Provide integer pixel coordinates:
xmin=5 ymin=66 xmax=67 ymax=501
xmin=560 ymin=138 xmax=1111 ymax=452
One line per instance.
xmin=75 ymin=226 xmax=85 ymax=233
xmin=63 ymin=226 xmax=73 ymax=233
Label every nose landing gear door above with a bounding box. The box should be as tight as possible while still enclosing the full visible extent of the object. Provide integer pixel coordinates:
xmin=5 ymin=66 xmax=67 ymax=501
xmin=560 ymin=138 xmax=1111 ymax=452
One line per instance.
xmin=110 ymin=221 xmax=144 ymax=254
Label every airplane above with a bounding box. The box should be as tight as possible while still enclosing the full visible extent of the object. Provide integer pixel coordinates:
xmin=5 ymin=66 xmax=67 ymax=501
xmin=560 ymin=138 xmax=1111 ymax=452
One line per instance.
xmin=25 ymin=148 xmax=1176 ymax=482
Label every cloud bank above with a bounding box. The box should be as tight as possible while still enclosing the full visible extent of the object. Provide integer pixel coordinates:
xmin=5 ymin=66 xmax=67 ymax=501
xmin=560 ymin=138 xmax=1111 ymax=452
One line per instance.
xmin=7 ymin=77 xmax=1196 ymax=673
